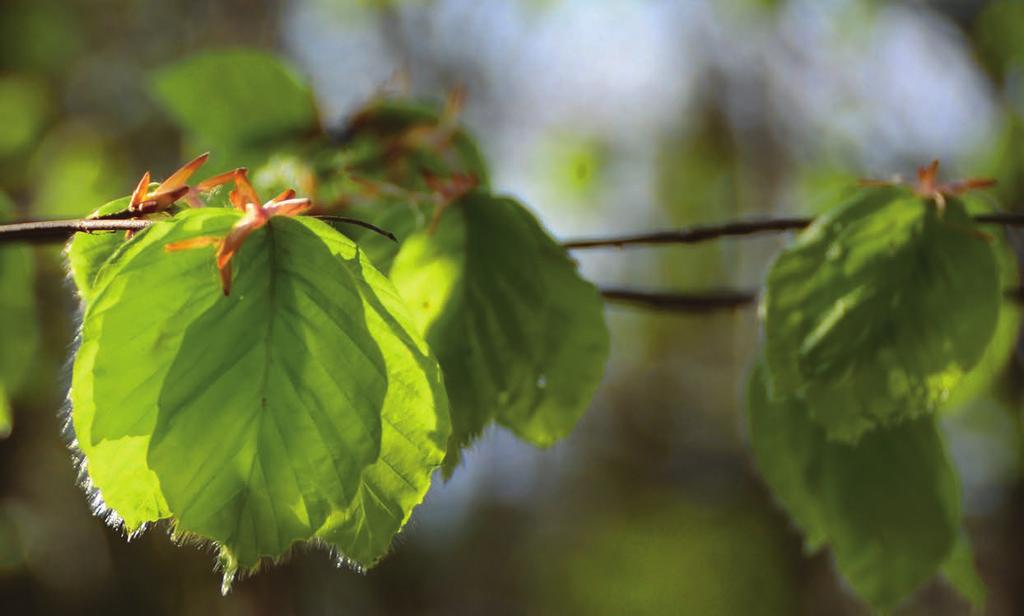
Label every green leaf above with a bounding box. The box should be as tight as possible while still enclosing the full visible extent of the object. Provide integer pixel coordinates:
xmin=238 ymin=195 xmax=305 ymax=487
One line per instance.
xmin=67 ymin=188 xmax=234 ymax=304
xmin=763 ymin=187 xmax=1001 ymax=441
xmin=747 ymin=362 xmax=964 ymax=610
xmin=942 ymin=534 xmax=986 ymax=613
xmin=72 ymin=208 xmax=449 ymax=578
xmin=151 ymin=49 xmax=320 ymax=150
xmin=341 ymin=99 xmax=490 ymax=189
xmin=0 ymin=75 xmax=49 ymax=158
xmin=388 ymin=194 xmax=609 ymax=469
xmin=65 ymin=195 xmax=134 ymax=303
xmin=944 ymin=196 xmax=1022 ymax=411
xmin=0 ymin=384 xmax=11 ymax=440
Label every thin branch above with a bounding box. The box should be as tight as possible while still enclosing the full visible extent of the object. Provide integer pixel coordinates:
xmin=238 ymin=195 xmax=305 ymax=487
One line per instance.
xmin=562 ymin=211 xmax=1024 ymax=250
xmin=601 ymin=286 xmax=1024 ymax=313
xmin=0 ymin=215 xmax=397 ymax=243
xmin=6 ymin=211 xmax=1024 ymax=247
xmin=600 ymin=288 xmax=757 ymax=312
xmin=563 ymin=217 xmax=811 ymax=249
xmin=316 ymin=215 xmax=397 ymax=242
xmin=0 ymin=219 xmax=152 ymax=243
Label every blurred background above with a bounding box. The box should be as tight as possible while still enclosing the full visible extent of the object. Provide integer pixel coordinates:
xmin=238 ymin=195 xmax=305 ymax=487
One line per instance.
xmin=1 ymin=0 xmax=1023 ymax=613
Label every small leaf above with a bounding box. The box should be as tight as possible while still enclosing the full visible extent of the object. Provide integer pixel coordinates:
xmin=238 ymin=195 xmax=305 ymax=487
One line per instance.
xmin=151 ymin=49 xmax=320 ymax=149
xmin=763 ymin=187 xmax=1001 ymax=441
xmin=341 ymin=98 xmax=490 ymax=189
xmin=72 ymin=208 xmax=449 ymax=576
xmin=747 ymin=363 xmax=964 ymax=610
xmin=388 ymin=194 xmax=609 ymax=469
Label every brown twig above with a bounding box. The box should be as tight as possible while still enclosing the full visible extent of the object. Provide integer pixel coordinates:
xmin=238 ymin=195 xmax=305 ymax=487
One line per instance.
xmin=562 ymin=211 xmax=1024 ymax=250
xmin=600 ymin=288 xmax=757 ymax=312
xmin=0 ymin=215 xmax=397 ymax=244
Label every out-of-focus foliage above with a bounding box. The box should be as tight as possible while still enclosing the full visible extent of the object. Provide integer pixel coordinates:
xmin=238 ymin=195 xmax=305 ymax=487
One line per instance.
xmin=747 ymin=363 xmax=972 ymax=611
xmin=0 ymin=77 xmax=49 ymax=159
xmin=974 ymin=0 xmax=1024 ymax=83
xmin=530 ymin=496 xmax=800 ymax=616
xmin=0 ymin=194 xmax=39 ymax=438
xmin=151 ymin=50 xmax=321 ymax=153
xmin=27 ymin=124 xmax=124 ymax=218
xmin=764 ymin=188 xmax=1002 ymax=441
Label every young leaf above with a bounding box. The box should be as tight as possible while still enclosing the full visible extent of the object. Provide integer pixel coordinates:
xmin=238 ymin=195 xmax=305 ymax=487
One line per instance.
xmin=763 ymin=187 xmax=1001 ymax=441
xmin=151 ymin=49 xmax=320 ymax=149
xmin=340 ymin=98 xmax=491 ymax=189
xmin=747 ymin=363 xmax=965 ymax=610
xmin=71 ymin=208 xmax=449 ymax=576
xmin=388 ymin=194 xmax=609 ymax=470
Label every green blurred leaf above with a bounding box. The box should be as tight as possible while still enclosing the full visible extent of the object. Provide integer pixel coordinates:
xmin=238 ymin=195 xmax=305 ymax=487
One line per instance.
xmin=942 ymin=534 xmax=986 ymax=613
xmin=747 ymin=363 xmax=964 ymax=610
xmin=0 ymin=76 xmax=49 ymax=157
xmin=151 ymin=49 xmax=320 ymax=150
xmin=339 ymin=98 xmax=490 ymax=191
xmin=388 ymin=194 xmax=608 ymax=470
xmin=28 ymin=123 xmax=125 ymax=217
xmin=0 ymin=385 xmax=10 ymax=440
xmin=945 ymin=196 xmax=1022 ymax=411
xmin=533 ymin=497 xmax=799 ymax=616
xmin=72 ymin=208 xmax=449 ymax=579
xmin=974 ymin=0 xmax=1024 ymax=83
xmin=0 ymin=192 xmax=40 ymax=437
xmin=764 ymin=187 xmax=1001 ymax=441
xmin=0 ymin=0 xmax=83 ymax=75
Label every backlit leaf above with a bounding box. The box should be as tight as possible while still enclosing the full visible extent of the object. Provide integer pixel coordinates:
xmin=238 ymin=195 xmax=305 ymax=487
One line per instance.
xmin=747 ymin=363 xmax=963 ymax=610
xmin=388 ymin=194 xmax=609 ymax=470
xmin=65 ymin=195 xmax=133 ymax=303
xmin=71 ymin=208 xmax=449 ymax=579
xmin=763 ymin=187 xmax=1001 ymax=441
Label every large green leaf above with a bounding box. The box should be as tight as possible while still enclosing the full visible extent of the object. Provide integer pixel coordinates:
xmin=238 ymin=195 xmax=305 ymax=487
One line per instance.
xmin=151 ymin=49 xmax=320 ymax=150
xmin=72 ymin=208 xmax=449 ymax=579
xmin=763 ymin=187 xmax=1001 ymax=441
xmin=388 ymin=194 xmax=609 ymax=469
xmin=747 ymin=363 xmax=965 ymax=610
xmin=0 ymin=193 xmax=39 ymax=436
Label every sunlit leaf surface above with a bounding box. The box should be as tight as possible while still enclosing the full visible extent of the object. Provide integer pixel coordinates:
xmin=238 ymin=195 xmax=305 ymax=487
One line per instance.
xmin=388 ymin=194 xmax=609 ymax=469
xmin=763 ymin=187 xmax=1001 ymax=441
xmin=72 ymin=208 xmax=449 ymax=578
